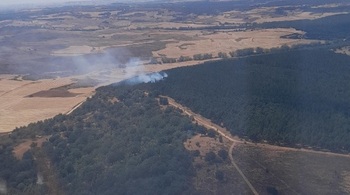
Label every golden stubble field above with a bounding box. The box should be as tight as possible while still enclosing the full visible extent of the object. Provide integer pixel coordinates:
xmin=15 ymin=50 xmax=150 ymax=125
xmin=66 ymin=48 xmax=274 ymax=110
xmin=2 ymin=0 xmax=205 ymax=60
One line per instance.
xmin=153 ymin=28 xmax=318 ymax=58
xmin=0 ymin=75 xmax=93 ymax=132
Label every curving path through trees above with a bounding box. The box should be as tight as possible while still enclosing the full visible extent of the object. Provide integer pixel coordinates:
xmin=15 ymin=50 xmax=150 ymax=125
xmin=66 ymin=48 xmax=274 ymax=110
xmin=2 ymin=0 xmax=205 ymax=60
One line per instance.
xmin=162 ymin=95 xmax=350 ymax=195
xmin=162 ymin=95 xmax=350 ymax=157
xmin=162 ymin=95 xmax=259 ymax=194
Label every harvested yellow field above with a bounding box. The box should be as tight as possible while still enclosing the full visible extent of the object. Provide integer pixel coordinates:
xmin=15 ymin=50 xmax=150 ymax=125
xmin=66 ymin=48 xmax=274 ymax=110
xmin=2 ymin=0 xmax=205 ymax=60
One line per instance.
xmin=254 ymin=11 xmax=349 ymax=23
xmin=0 ymin=61 xmax=205 ymax=133
xmin=128 ymin=22 xmax=211 ymax=30
xmin=219 ymin=7 xmax=348 ymax=24
xmin=154 ymin=28 xmax=317 ymax=58
xmin=0 ymin=75 xmax=94 ymax=132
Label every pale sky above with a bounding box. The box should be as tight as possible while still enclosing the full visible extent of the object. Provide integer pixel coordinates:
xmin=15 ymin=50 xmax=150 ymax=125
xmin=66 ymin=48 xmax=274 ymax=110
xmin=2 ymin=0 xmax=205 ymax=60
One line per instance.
xmin=0 ymin=0 xmax=92 ymax=7
xmin=0 ymin=0 xmax=155 ymax=8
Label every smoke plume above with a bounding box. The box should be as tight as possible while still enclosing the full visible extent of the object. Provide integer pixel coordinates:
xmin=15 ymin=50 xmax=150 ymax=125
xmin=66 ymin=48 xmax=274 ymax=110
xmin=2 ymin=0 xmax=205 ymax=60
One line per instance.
xmin=125 ymin=72 xmax=168 ymax=85
xmin=0 ymin=180 xmax=6 ymax=195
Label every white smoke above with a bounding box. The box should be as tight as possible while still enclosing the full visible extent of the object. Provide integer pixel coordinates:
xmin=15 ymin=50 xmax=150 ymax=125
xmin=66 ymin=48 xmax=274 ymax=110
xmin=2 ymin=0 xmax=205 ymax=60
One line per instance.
xmin=0 ymin=180 xmax=7 ymax=195
xmin=126 ymin=72 xmax=168 ymax=85
xmin=37 ymin=173 xmax=44 ymax=185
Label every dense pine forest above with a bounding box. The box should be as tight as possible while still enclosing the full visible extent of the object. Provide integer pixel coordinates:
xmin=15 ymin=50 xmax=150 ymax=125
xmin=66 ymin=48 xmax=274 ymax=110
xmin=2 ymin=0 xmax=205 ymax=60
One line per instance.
xmin=147 ymin=49 xmax=350 ymax=152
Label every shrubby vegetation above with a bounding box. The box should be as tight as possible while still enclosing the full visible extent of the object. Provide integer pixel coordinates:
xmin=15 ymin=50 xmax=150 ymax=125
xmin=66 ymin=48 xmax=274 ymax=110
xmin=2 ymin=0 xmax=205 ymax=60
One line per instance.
xmin=161 ymin=57 xmax=177 ymax=64
xmin=148 ymin=48 xmax=350 ymax=152
xmin=1 ymin=84 xmax=210 ymax=194
xmin=0 ymin=146 xmax=37 ymax=194
xmin=42 ymin=86 xmax=204 ymax=194
xmin=193 ymin=53 xmax=213 ymax=61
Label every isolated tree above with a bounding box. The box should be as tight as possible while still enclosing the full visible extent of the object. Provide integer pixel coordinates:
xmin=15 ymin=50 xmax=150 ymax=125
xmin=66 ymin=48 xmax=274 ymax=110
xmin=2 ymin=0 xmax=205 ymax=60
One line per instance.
xmin=218 ymin=52 xmax=228 ymax=59
xmin=204 ymin=151 xmax=216 ymax=163
xmin=159 ymin=97 xmax=169 ymax=105
xmin=215 ymin=170 xmax=224 ymax=181
xmin=218 ymin=149 xmax=228 ymax=160
xmin=255 ymin=47 xmax=265 ymax=54
xmin=207 ymin=129 xmax=216 ymax=138
xmin=229 ymin=51 xmax=235 ymax=57
xmin=161 ymin=57 xmax=176 ymax=64
xmin=266 ymin=186 xmax=279 ymax=195
xmin=193 ymin=54 xmax=202 ymax=60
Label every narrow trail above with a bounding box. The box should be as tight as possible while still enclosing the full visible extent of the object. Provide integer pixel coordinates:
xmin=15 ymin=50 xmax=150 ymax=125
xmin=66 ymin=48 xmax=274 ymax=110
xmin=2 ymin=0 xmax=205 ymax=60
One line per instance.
xmin=66 ymin=101 xmax=84 ymax=115
xmin=163 ymin=95 xmax=350 ymax=158
xmin=229 ymin=143 xmax=259 ymax=195
xmin=35 ymin=149 xmax=65 ymax=195
xmin=162 ymin=95 xmax=350 ymax=195
xmin=163 ymin=96 xmax=259 ymax=194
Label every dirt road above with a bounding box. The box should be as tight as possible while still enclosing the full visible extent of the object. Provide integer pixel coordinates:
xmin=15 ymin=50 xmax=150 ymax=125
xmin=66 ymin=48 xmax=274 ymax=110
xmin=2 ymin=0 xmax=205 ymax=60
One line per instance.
xmin=229 ymin=142 xmax=259 ymax=195
xmin=162 ymin=95 xmax=350 ymax=158
xmin=163 ymin=95 xmax=350 ymax=194
xmin=163 ymin=95 xmax=259 ymax=194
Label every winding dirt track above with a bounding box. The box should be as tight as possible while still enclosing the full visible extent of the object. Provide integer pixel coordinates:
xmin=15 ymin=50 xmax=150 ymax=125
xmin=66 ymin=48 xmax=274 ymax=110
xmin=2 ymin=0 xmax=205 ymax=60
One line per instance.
xmin=66 ymin=101 xmax=85 ymax=115
xmin=162 ymin=95 xmax=350 ymax=195
xmin=163 ymin=96 xmax=259 ymax=194
xmin=229 ymin=143 xmax=259 ymax=195
xmin=162 ymin=96 xmax=350 ymax=158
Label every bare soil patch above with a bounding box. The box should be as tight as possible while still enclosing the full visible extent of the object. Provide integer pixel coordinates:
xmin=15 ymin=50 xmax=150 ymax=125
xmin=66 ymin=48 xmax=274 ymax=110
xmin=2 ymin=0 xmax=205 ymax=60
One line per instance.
xmin=335 ymin=46 xmax=350 ymax=56
xmin=13 ymin=136 xmax=49 ymax=160
xmin=341 ymin=171 xmax=350 ymax=194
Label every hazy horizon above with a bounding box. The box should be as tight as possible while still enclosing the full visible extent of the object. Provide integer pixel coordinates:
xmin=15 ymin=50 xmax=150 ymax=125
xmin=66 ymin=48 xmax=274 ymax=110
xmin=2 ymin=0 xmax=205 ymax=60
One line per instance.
xmin=0 ymin=0 xmax=166 ymax=9
xmin=0 ymin=0 xmax=121 ymax=8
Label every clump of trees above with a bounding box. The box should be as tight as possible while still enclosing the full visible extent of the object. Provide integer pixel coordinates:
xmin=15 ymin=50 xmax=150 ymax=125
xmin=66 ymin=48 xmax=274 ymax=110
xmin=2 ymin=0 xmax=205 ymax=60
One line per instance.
xmin=178 ymin=56 xmax=193 ymax=62
xmin=218 ymin=52 xmax=228 ymax=59
xmin=158 ymin=44 xmax=316 ymax=65
xmin=218 ymin=149 xmax=228 ymax=161
xmin=0 ymin=146 xmax=37 ymax=194
xmin=161 ymin=57 xmax=177 ymax=63
xmin=193 ymin=53 xmax=213 ymax=60
xmin=215 ymin=170 xmax=224 ymax=181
